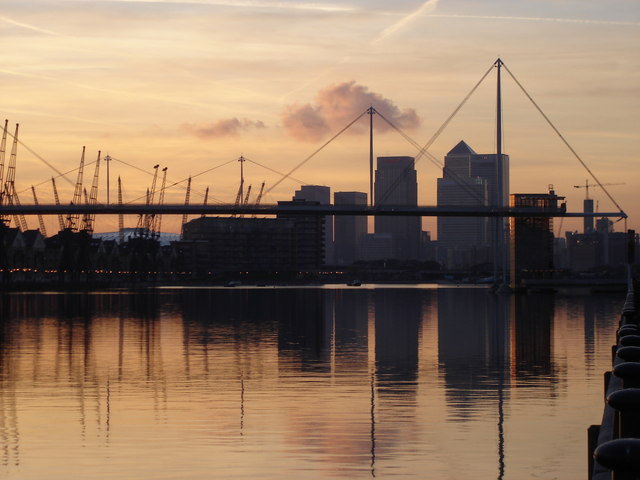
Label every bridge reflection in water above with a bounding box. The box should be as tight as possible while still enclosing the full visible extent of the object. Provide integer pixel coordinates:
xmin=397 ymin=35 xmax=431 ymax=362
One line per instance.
xmin=0 ymin=287 xmax=622 ymax=479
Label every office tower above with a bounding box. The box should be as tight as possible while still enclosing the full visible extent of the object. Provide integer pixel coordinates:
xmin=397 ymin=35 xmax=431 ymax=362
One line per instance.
xmin=583 ymin=199 xmax=594 ymax=234
xmin=334 ymin=191 xmax=367 ymax=265
xmin=470 ymin=151 xmax=510 ymax=263
xmin=470 ymin=153 xmax=509 ymax=208
xmin=293 ymin=185 xmax=333 ymax=265
xmin=509 ymin=188 xmax=564 ymax=287
xmin=374 ymin=156 xmax=420 ymax=260
xmin=180 ymin=210 xmax=323 ymax=274
xmin=437 ymin=141 xmax=488 ymax=268
xmin=437 ymin=177 xmax=488 ymax=267
xmin=436 ymin=140 xmax=509 ymax=269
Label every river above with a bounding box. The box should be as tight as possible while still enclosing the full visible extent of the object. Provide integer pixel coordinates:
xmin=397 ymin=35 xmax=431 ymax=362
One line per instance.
xmin=0 ymin=285 xmax=622 ymax=479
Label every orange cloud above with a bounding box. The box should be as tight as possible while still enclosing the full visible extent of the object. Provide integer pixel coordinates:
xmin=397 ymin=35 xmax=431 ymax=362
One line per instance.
xmin=282 ymin=81 xmax=421 ymax=142
xmin=181 ymin=118 xmax=266 ymax=138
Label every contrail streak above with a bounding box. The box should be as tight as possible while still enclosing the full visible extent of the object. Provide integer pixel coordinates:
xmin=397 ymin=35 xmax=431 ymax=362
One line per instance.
xmin=282 ymin=0 xmax=439 ymax=99
xmin=372 ymin=0 xmax=439 ymax=44
xmin=0 ymin=15 xmax=62 ymax=36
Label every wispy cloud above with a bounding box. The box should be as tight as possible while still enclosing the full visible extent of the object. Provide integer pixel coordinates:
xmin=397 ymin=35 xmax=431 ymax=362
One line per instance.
xmin=372 ymin=0 xmax=439 ymax=44
xmin=103 ymin=0 xmax=354 ymax=12
xmin=428 ymin=13 xmax=640 ymax=27
xmin=181 ymin=118 xmax=266 ymax=139
xmin=0 ymin=15 xmax=62 ymax=36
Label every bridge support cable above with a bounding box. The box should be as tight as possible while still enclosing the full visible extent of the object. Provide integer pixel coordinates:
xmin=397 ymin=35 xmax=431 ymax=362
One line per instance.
xmin=115 ymin=156 xmax=235 ymax=205
xmin=243 ymin=156 xmax=306 ymax=186
xmin=501 ymin=62 xmax=627 ymax=219
xmin=370 ymin=63 xmax=494 ymax=207
xmin=420 ymin=62 xmax=495 ymax=157
xmin=374 ymin=109 xmax=487 ymax=207
xmin=2 ymin=126 xmax=76 ymax=189
xmin=21 ymin=160 xmax=96 ymax=198
xmin=265 ymin=110 xmax=368 ymax=195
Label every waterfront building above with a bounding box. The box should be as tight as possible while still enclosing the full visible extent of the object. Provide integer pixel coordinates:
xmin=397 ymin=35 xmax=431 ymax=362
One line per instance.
xmin=333 ymin=191 xmax=367 ymax=265
xmin=565 ymin=224 xmax=639 ymax=272
xmin=293 ymin=185 xmax=333 ymax=265
xmin=374 ymin=156 xmax=420 ymax=261
xmin=359 ymin=233 xmax=395 ymax=262
xmin=509 ymin=188 xmax=565 ymax=287
xmin=180 ymin=200 xmax=323 ymax=276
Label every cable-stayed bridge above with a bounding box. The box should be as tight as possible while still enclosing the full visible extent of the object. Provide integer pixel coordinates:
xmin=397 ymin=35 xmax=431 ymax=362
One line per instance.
xmin=0 ymin=202 xmax=625 ymax=218
xmin=0 ymin=59 xmax=628 ymax=232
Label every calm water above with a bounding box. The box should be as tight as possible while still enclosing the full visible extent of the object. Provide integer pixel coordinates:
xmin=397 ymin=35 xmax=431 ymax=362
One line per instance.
xmin=0 ymin=285 xmax=622 ymax=479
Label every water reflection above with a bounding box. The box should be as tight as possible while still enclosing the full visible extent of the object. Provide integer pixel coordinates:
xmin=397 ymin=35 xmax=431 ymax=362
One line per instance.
xmin=512 ymin=294 xmax=557 ymax=386
xmin=438 ymin=289 xmax=509 ymax=420
xmin=0 ymin=288 xmax=624 ymax=480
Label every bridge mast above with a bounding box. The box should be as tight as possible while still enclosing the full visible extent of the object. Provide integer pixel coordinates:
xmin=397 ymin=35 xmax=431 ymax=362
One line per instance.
xmin=368 ymin=107 xmax=375 ymax=207
xmin=494 ymin=58 xmax=509 ymax=290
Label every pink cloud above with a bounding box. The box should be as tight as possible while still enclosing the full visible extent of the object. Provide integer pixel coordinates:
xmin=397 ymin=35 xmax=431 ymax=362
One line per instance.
xmin=282 ymin=81 xmax=421 ymax=142
xmin=181 ymin=118 xmax=265 ymax=138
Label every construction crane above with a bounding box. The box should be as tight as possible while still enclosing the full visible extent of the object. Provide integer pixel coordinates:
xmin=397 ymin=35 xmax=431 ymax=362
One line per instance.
xmin=0 ymin=120 xmax=8 ymax=207
xmin=136 ymin=164 xmax=159 ymax=237
xmin=152 ymin=167 xmax=168 ymax=238
xmin=135 ymin=188 xmax=150 ymax=235
xmin=51 ymin=177 xmax=65 ymax=232
xmin=31 ymin=186 xmax=48 ymax=236
xmin=233 ymin=178 xmax=244 ymax=208
xmin=66 ymin=146 xmax=86 ymax=231
xmin=242 ymin=184 xmax=252 ymax=207
xmin=117 ymin=176 xmax=124 ymax=244
xmin=238 ymin=184 xmax=252 ymax=218
xmin=573 ymin=180 xmax=625 ymax=199
xmin=201 ymin=186 xmax=209 ymax=218
xmin=3 ymin=124 xmax=28 ymax=231
xmin=251 ymin=182 xmax=265 ymax=218
xmin=9 ymin=183 xmax=28 ymax=232
xmin=81 ymin=151 xmax=101 ymax=235
xmin=181 ymin=176 xmax=191 ymax=237
xmin=144 ymin=164 xmax=160 ymax=236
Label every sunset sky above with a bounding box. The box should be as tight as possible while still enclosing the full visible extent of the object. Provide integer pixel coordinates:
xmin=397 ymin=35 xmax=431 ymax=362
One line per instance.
xmin=2 ymin=0 xmax=639 ymax=235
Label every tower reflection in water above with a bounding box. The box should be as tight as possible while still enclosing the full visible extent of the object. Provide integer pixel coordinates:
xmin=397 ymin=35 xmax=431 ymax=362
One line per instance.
xmin=0 ymin=288 xmax=622 ymax=479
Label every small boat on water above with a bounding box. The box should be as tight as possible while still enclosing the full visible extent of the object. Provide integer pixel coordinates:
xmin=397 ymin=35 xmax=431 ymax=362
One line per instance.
xmin=346 ymin=280 xmax=361 ymax=287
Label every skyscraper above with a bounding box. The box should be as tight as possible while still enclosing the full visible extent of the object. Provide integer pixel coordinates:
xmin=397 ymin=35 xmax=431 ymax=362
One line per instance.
xmin=437 ymin=140 xmax=509 ymax=269
xmin=293 ymin=185 xmax=333 ymax=265
xmin=374 ymin=156 xmax=420 ymax=261
xmin=334 ymin=191 xmax=367 ymax=265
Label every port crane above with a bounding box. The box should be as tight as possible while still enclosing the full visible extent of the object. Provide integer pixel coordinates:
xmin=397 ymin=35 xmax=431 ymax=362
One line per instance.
xmin=31 ymin=185 xmax=47 ymax=236
xmin=201 ymin=186 xmax=209 ymax=218
xmin=117 ymin=176 xmax=124 ymax=244
xmin=181 ymin=176 xmax=191 ymax=236
xmin=66 ymin=147 xmax=86 ymax=231
xmin=151 ymin=167 xmax=168 ymax=238
xmin=2 ymin=124 xmax=28 ymax=231
xmin=81 ymin=151 xmax=101 ymax=234
xmin=51 ymin=177 xmax=65 ymax=232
